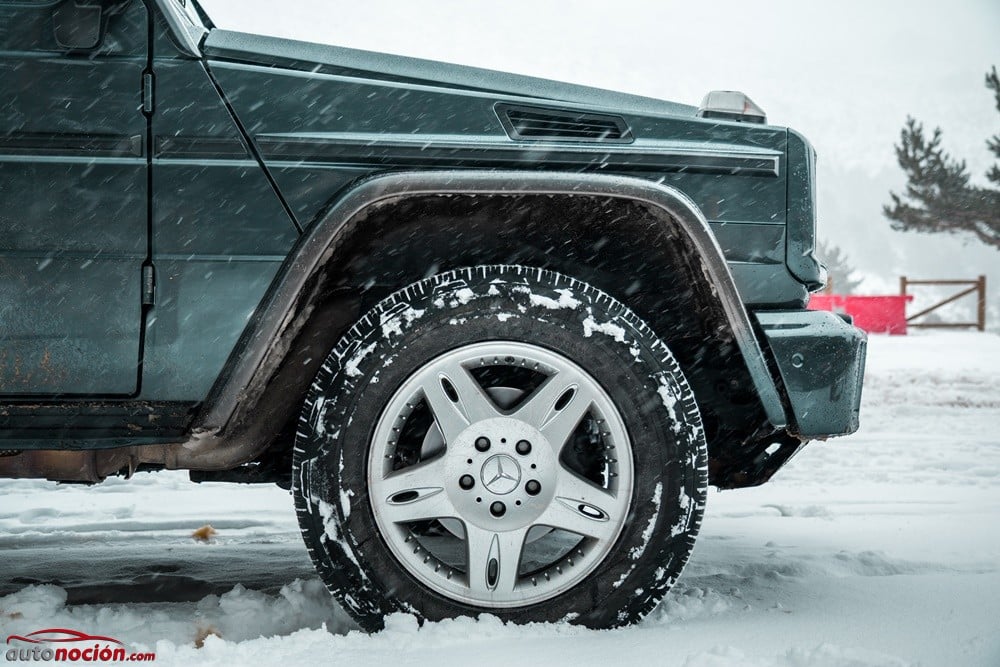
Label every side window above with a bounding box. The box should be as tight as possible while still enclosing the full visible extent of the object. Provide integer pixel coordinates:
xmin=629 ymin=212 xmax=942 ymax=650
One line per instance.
xmin=0 ymin=0 xmax=146 ymax=56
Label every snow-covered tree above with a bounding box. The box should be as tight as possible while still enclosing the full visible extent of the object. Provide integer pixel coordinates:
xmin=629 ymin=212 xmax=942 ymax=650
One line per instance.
xmin=884 ymin=66 xmax=1000 ymax=250
xmin=817 ymin=240 xmax=864 ymax=294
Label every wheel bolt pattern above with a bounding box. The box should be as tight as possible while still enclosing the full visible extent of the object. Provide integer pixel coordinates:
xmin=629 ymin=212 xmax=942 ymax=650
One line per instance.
xmin=475 ymin=436 xmax=491 ymax=452
xmin=490 ymin=501 xmax=506 ymax=517
xmin=515 ymin=440 xmax=532 ymax=455
xmin=525 ymin=479 xmax=541 ymax=496
xmin=459 ymin=474 xmax=475 ymax=490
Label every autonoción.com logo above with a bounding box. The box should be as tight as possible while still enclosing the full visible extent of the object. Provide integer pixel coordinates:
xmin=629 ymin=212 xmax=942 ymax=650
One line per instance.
xmin=5 ymin=629 xmax=155 ymax=662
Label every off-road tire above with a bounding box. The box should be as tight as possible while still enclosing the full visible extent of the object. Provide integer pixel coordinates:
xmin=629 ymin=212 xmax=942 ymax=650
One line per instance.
xmin=292 ymin=265 xmax=708 ymax=630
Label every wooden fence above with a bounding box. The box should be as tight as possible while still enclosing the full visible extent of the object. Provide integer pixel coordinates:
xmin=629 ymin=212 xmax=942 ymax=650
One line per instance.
xmin=899 ymin=276 xmax=987 ymax=331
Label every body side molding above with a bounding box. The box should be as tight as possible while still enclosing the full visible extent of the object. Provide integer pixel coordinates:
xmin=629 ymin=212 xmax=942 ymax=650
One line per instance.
xmin=251 ymin=133 xmax=781 ymax=177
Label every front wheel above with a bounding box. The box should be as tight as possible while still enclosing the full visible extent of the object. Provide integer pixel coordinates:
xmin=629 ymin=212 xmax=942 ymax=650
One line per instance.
xmin=292 ymin=265 xmax=707 ymax=630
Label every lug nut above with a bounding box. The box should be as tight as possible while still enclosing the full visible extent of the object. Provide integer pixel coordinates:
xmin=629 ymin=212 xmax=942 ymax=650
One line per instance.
xmin=525 ymin=480 xmax=541 ymax=496
xmin=459 ymin=474 xmax=475 ymax=490
xmin=515 ymin=440 xmax=532 ymax=455
xmin=475 ymin=437 xmax=491 ymax=452
xmin=490 ymin=501 xmax=506 ymax=517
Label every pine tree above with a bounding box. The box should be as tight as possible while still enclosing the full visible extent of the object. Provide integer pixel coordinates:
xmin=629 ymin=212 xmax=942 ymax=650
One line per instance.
xmin=817 ymin=240 xmax=864 ymax=294
xmin=884 ymin=66 xmax=1000 ymax=250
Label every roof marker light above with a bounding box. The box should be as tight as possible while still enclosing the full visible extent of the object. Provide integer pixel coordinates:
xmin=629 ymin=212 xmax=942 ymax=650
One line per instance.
xmin=697 ymin=91 xmax=767 ymax=125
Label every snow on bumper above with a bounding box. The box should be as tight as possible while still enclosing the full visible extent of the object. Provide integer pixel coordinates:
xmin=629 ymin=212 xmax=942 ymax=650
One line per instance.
xmin=756 ymin=310 xmax=867 ymax=438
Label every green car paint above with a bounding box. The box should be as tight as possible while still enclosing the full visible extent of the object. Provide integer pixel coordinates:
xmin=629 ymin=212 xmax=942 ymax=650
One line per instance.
xmin=0 ymin=0 xmax=864 ymax=478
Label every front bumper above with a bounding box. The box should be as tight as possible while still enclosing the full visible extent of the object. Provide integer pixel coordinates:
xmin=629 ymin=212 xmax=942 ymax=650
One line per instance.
xmin=756 ymin=310 xmax=867 ymax=438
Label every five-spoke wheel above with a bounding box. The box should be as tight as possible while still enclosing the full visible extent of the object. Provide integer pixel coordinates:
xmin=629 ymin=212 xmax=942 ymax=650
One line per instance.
xmin=293 ymin=265 xmax=707 ymax=630
xmin=368 ymin=341 xmax=633 ymax=606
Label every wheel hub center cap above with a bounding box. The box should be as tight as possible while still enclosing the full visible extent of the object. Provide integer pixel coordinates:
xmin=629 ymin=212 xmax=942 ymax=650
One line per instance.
xmin=480 ymin=454 xmax=521 ymax=495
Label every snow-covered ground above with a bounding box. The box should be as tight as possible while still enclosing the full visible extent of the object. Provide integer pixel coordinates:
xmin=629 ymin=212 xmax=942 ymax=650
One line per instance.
xmin=2 ymin=332 xmax=998 ymax=666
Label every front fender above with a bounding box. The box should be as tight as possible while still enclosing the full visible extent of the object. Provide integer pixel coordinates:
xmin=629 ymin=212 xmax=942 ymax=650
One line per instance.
xmin=194 ymin=171 xmax=788 ymax=452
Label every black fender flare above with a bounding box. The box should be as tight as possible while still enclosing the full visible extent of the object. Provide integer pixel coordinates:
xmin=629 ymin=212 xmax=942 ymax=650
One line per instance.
xmin=178 ymin=170 xmax=788 ymax=468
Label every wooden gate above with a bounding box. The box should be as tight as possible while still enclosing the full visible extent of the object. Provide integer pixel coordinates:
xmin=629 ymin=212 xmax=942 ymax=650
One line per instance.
xmin=899 ymin=276 xmax=987 ymax=331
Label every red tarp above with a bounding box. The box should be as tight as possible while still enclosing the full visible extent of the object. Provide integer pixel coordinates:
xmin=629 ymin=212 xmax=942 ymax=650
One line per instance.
xmin=808 ymin=294 xmax=914 ymax=335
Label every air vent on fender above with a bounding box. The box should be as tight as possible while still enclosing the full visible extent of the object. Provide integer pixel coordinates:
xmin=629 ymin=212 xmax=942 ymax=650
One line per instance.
xmin=496 ymin=104 xmax=633 ymax=143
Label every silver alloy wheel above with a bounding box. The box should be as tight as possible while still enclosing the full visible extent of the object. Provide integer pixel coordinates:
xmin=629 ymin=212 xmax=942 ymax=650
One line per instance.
xmin=368 ymin=341 xmax=634 ymax=608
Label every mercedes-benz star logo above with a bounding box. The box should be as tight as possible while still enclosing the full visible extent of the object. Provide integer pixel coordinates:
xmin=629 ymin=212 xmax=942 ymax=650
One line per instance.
xmin=480 ymin=454 xmax=522 ymax=495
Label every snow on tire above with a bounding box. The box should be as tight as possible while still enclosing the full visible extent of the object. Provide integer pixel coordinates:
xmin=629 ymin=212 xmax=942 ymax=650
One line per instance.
xmin=292 ymin=265 xmax=708 ymax=630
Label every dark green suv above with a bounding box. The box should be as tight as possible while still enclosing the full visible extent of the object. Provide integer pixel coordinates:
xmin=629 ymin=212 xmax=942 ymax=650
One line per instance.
xmin=0 ymin=0 xmax=866 ymax=631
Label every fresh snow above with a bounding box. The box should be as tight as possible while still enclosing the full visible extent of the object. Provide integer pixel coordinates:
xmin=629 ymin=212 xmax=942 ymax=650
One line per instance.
xmin=452 ymin=288 xmax=476 ymax=306
xmin=2 ymin=332 xmax=999 ymax=666
xmin=630 ymin=481 xmax=662 ymax=560
xmin=526 ymin=289 xmax=582 ymax=311
xmin=342 ymin=342 xmax=377 ymax=378
xmin=582 ymin=314 xmax=628 ymax=342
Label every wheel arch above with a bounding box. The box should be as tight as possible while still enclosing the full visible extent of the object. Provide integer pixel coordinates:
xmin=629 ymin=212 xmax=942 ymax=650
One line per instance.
xmin=156 ymin=170 xmax=788 ymax=473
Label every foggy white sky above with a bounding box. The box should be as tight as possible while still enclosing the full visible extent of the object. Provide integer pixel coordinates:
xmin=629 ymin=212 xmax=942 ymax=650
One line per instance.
xmin=199 ymin=0 xmax=999 ymax=313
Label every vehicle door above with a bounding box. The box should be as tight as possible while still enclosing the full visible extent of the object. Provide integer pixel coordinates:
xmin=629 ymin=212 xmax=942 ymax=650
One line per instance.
xmin=0 ymin=0 xmax=150 ymax=396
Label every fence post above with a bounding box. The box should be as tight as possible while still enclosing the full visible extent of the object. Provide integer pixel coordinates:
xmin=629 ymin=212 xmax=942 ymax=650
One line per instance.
xmin=977 ymin=275 xmax=987 ymax=332
xmin=900 ymin=276 xmax=908 ymax=298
